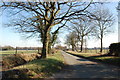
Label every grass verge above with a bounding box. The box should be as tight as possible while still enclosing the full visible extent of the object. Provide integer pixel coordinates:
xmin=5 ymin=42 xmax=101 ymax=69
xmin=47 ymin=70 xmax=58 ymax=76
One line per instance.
xmin=2 ymin=50 xmax=64 ymax=78
xmin=67 ymin=51 xmax=120 ymax=67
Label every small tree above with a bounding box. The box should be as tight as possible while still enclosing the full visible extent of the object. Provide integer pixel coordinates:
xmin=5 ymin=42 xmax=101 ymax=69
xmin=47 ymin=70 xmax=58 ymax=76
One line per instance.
xmin=65 ymin=31 xmax=78 ymax=51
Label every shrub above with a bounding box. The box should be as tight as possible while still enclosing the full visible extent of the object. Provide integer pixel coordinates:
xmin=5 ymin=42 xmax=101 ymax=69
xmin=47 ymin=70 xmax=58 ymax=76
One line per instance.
xmin=108 ymin=43 xmax=120 ymax=56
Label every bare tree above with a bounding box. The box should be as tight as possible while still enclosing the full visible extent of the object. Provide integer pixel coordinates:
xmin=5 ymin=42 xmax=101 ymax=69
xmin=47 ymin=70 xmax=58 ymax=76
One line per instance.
xmin=1 ymin=1 xmax=93 ymax=58
xmin=70 ymin=17 xmax=95 ymax=52
xmin=91 ymin=6 xmax=114 ymax=53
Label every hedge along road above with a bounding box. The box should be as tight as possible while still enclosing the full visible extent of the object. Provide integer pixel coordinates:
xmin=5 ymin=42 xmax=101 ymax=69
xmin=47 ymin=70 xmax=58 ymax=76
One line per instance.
xmin=51 ymin=51 xmax=120 ymax=78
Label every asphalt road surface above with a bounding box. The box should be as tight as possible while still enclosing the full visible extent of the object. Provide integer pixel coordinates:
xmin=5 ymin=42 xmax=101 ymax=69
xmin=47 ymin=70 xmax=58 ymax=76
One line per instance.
xmin=51 ymin=51 xmax=120 ymax=78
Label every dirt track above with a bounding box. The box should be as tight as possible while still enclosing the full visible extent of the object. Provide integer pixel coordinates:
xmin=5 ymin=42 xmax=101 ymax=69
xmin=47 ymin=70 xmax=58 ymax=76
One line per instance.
xmin=51 ymin=51 xmax=120 ymax=78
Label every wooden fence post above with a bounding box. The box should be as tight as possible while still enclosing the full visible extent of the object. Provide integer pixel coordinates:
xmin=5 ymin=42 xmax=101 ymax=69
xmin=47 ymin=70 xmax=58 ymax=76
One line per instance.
xmin=38 ymin=47 xmax=39 ymax=54
xmin=15 ymin=47 xmax=17 ymax=54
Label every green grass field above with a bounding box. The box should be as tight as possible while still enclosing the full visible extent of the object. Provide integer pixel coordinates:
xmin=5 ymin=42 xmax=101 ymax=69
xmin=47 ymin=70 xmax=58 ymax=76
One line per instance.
xmin=0 ymin=50 xmax=39 ymax=54
xmin=0 ymin=50 xmax=39 ymax=57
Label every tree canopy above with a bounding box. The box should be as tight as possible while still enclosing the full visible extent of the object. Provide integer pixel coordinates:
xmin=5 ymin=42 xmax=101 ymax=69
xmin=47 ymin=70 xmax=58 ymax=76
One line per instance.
xmin=1 ymin=1 xmax=95 ymax=58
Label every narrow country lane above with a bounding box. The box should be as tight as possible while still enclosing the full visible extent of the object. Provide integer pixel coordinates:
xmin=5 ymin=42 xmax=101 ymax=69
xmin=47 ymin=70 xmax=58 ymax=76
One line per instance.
xmin=51 ymin=51 xmax=120 ymax=78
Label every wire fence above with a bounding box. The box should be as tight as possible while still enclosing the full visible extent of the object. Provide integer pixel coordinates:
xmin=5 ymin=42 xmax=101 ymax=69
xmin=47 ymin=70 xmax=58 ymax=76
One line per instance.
xmin=0 ymin=47 xmax=41 ymax=57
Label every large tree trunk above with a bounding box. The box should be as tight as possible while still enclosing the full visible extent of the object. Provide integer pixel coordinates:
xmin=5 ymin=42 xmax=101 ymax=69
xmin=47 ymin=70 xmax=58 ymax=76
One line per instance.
xmin=72 ymin=45 xmax=75 ymax=51
xmin=41 ymin=32 xmax=48 ymax=58
xmin=80 ymin=44 xmax=83 ymax=52
xmin=80 ymin=37 xmax=83 ymax=52
xmin=47 ymin=29 xmax=52 ymax=54
xmin=41 ymin=27 xmax=53 ymax=58
xmin=100 ymin=33 xmax=103 ymax=53
xmin=48 ymin=42 xmax=52 ymax=54
xmin=100 ymin=38 xmax=103 ymax=53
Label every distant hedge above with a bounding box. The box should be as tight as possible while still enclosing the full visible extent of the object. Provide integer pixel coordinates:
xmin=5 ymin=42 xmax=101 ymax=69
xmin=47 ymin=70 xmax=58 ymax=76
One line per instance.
xmin=108 ymin=42 xmax=120 ymax=56
xmin=2 ymin=46 xmax=14 ymax=51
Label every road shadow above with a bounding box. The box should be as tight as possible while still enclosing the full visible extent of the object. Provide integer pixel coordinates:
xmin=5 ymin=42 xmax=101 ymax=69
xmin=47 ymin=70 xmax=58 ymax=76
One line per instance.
xmin=67 ymin=52 xmax=120 ymax=67
xmin=51 ymin=63 xmax=120 ymax=79
xmin=51 ymin=54 xmax=120 ymax=79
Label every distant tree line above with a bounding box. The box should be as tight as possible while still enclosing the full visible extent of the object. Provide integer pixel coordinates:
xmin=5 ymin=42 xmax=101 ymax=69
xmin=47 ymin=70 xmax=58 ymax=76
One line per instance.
xmin=16 ymin=47 xmax=42 ymax=50
xmin=55 ymin=45 xmax=67 ymax=50
xmin=0 ymin=46 xmax=42 ymax=51
xmin=0 ymin=46 xmax=14 ymax=51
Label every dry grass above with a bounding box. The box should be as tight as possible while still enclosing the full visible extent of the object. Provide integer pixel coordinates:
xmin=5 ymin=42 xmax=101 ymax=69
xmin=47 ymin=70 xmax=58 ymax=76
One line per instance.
xmin=67 ymin=50 xmax=120 ymax=67
xmin=67 ymin=51 xmax=101 ymax=57
xmin=2 ymin=53 xmax=41 ymax=70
